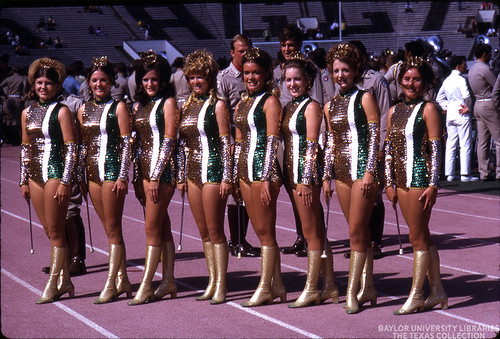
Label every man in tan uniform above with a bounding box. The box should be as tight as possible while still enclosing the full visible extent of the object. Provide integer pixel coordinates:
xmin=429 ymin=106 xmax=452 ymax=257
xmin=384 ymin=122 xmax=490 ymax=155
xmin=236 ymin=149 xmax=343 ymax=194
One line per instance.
xmin=468 ymin=43 xmax=500 ymax=181
xmin=217 ymin=34 xmax=259 ymax=257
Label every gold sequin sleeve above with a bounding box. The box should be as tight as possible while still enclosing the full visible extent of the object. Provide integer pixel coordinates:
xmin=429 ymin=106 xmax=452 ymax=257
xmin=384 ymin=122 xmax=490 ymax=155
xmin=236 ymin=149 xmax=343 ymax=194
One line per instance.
xmin=428 ymin=138 xmax=442 ymax=189
xmin=322 ymin=131 xmax=334 ymax=181
xmin=232 ymin=140 xmax=242 ymax=184
xmin=365 ymin=121 xmax=380 ymax=176
xmin=77 ymin=141 xmax=87 ymax=184
xmin=176 ymin=137 xmax=187 ymax=183
xmin=219 ymin=134 xmax=232 ymax=184
xmin=118 ymin=134 xmax=133 ymax=182
xmin=151 ymin=136 xmax=176 ymax=182
xmin=302 ymin=139 xmax=319 ymax=186
xmin=384 ymin=138 xmax=394 ymax=188
xmin=261 ymin=134 xmax=279 ymax=182
xmin=19 ymin=142 xmax=31 ymax=186
xmin=61 ymin=142 xmax=77 ymax=185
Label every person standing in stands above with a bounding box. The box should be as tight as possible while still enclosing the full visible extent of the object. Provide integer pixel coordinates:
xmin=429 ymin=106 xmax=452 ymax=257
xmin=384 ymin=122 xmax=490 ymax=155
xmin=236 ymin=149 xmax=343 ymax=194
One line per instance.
xmin=217 ymin=33 xmax=260 ymax=258
xmin=0 ymin=66 xmax=27 ymax=145
xmin=111 ymin=62 xmax=128 ymax=102
xmin=468 ymin=43 xmax=500 ymax=181
xmin=436 ymin=55 xmax=477 ymax=182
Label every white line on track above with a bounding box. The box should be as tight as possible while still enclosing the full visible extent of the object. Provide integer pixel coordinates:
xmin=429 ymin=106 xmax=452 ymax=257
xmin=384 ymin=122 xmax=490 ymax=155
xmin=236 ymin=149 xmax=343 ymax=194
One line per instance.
xmin=1 ymin=268 xmax=118 ymax=338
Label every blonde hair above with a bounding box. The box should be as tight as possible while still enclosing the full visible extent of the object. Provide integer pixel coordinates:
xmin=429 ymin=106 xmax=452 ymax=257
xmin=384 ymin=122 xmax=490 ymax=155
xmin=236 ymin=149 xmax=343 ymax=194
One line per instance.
xmin=183 ymin=50 xmax=219 ymax=107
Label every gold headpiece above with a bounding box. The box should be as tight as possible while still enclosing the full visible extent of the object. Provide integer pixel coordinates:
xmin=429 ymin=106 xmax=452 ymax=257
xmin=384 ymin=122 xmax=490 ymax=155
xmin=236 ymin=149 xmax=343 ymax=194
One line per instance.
xmin=140 ymin=50 xmax=157 ymax=66
xmin=92 ymin=56 xmax=108 ymax=67
xmin=405 ymin=56 xmax=426 ymax=67
xmin=288 ymin=51 xmax=306 ymax=61
xmin=38 ymin=58 xmax=55 ymax=69
xmin=243 ymin=47 xmax=262 ymax=61
xmin=329 ymin=43 xmax=359 ymax=61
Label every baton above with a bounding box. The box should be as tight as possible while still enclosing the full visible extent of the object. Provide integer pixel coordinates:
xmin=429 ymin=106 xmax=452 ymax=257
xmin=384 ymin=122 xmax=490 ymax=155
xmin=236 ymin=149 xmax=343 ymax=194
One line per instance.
xmin=177 ymin=191 xmax=185 ymax=251
xmin=322 ymin=197 xmax=330 ymax=259
xmin=28 ymin=200 xmax=34 ymax=254
xmin=85 ymin=195 xmax=94 ymax=253
xmin=394 ymin=204 xmax=404 ymax=255
xmin=237 ymin=200 xmax=242 ymax=260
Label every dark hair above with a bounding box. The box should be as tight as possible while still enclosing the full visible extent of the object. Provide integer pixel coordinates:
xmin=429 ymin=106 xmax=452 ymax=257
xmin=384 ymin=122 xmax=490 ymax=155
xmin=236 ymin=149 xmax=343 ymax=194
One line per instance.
xmin=114 ymin=62 xmax=127 ymax=77
xmin=86 ymin=58 xmax=116 ymax=87
xmin=135 ymin=54 xmax=175 ymax=105
xmin=308 ymin=48 xmax=327 ymax=69
xmin=398 ymin=58 xmax=435 ymax=95
xmin=473 ymin=43 xmax=492 ymax=59
xmin=405 ymin=40 xmax=426 ymax=58
xmin=230 ymin=34 xmax=252 ymax=51
xmin=242 ymin=47 xmax=274 ymax=93
xmin=171 ymin=57 xmax=184 ymax=69
xmin=449 ymin=55 xmax=466 ymax=70
xmin=282 ymin=58 xmax=318 ymax=91
xmin=349 ymin=40 xmax=367 ymax=58
xmin=279 ymin=24 xmax=302 ymax=47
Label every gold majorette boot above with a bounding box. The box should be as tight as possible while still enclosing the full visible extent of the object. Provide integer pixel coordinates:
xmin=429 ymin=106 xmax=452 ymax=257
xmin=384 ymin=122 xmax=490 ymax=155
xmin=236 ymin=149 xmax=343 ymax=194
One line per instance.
xmin=424 ymin=245 xmax=448 ymax=310
xmin=57 ymin=250 xmax=75 ymax=300
xmin=271 ymin=248 xmax=287 ymax=302
xmin=320 ymin=246 xmax=339 ymax=304
xmin=356 ymin=247 xmax=377 ymax=307
xmin=394 ymin=250 xmax=430 ymax=315
xmin=94 ymin=244 xmax=123 ymax=304
xmin=37 ymin=247 xmax=74 ymax=304
xmin=289 ymin=250 xmax=322 ymax=308
xmin=154 ymin=241 xmax=178 ymax=300
xmin=210 ymin=242 xmax=228 ymax=304
xmin=196 ymin=241 xmax=216 ymax=301
xmin=128 ymin=246 xmax=162 ymax=305
xmin=345 ymin=250 xmax=367 ymax=314
xmin=116 ymin=244 xmax=132 ymax=299
xmin=242 ymin=246 xmax=276 ymax=307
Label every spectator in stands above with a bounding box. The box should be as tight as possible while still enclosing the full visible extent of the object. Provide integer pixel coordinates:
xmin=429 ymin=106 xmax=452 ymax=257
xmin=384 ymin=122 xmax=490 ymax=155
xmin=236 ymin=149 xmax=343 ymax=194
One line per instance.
xmin=54 ymin=37 xmax=63 ymax=48
xmin=95 ymin=27 xmax=105 ymax=37
xmin=468 ymin=43 xmax=500 ymax=181
xmin=177 ymin=50 xmax=231 ymax=304
xmin=0 ymin=66 xmax=27 ymax=145
xmin=111 ymin=62 xmax=128 ymax=102
xmin=36 ymin=15 xmax=46 ymax=32
xmin=486 ymin=26 xmax=497 ymax=37
xmin=263 ymin=26 xmax=271 ymax=42
xmin=405 ymin=2 xmax=414 ymax=13
xmin=217 ymin=34 xmax=259 ymax=258
xmin=329 ymin=20 xmax=339 ymax=37
xmin=47 ymin=16 xmax=56 ymax=31
xmin=436 ymin=55 xmax=477 ymax=182
xmin=350 ymin=40 xmax=391 ymax=259
xmin=323 ymin=43 xmax=380 ymax=314
xmin=88 ymin=25 xmax=95 ymax=35
xmin=170 ymin=56 xmax=191 ymax=107
xmin=385 ymin=56 xmax=447 ymax=315
xmin=127 ymin=51 xmax=179 ymax=305
xmin=63 ymin=62 xmax=81 ymax=96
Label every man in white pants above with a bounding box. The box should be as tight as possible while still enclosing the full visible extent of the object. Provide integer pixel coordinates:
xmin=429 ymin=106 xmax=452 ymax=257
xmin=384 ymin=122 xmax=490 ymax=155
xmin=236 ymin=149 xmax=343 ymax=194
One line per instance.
xmin=437 ymin=55 xmax=478 ymax=182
